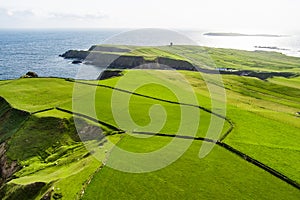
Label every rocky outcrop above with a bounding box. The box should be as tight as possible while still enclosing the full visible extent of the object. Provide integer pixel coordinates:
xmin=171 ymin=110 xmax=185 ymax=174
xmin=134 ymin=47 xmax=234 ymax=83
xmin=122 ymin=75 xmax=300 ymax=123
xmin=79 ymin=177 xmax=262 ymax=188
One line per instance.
xmin=72 ymin=60 xmax=82 ymax=64
xmin=60 ymin=49 xmax=197 ymax=71
xmin=0 ymin=143 xmax=20 ymax=186
xmin=97 ymin=70 xmax=123 ymax=80
xmin=85 ymin=52 xmax=120 ymax=67
xmin=108 ymin=55 xmax=145 ymax=69
xmin=20 ymin=71 xmax=38 ymax=78
xmin=60 ymin=48 xmax=298 ymax=80
xmin=157 ymin=57 xmax=196 ymax=71
xmin=60 ymin=50 xmax=89 ymax=60
xmin=108 ymin=56 xmax=196 ymax=70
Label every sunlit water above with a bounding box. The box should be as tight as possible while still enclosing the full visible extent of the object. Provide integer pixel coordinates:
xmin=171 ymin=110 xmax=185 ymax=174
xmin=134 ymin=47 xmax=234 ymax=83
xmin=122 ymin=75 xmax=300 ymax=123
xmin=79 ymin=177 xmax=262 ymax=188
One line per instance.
xmin=185 ymin=31 xmax=300 ymax=57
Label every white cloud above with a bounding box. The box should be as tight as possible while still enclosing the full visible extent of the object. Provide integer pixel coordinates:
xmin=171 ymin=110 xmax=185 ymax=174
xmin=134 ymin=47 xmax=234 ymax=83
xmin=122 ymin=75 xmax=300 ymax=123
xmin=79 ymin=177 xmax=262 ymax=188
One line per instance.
xmin=0 ymin=7 xmax=106 ymax=20
xmin=0 ymin=8 xmax=36 ymax=18
xmin=47 ymin=12 xmax=107 ymax=20
xmin=0 ymin=0 xmax=299 ymax=31
xmin=6 ymin=10 xmax=14 ymax=16
xmin=0 ymin=7 xmax=108 ymax=28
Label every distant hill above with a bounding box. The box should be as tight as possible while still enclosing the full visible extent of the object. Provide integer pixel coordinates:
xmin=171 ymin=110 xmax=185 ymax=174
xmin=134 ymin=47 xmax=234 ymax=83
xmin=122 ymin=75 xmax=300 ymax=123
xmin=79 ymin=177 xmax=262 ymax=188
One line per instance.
xmin=204 ymin=32 xmax=285 ymax=37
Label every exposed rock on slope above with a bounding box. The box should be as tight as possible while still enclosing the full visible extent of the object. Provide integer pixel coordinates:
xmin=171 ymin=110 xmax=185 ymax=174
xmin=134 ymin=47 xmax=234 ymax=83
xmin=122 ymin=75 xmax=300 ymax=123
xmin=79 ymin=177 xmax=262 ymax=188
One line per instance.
xmin=20 ymin=71 xmax=38 ymax=78
xmin=0 ymin=97 xmax=29 ymax=186
xmin=157 ymin=57 xmax=196 ymax=71
xmin=0 ymin=143 xmax=20 ymax=186
xmin=60 ymin=49 xmax=197 ymax=71
xmin=0 ymin=96 xmax=117 ymax=199
xmin=60 ymin=50 xmax=89 ymax=60
xmin=98 ymin=70 xmax=123 ymax=80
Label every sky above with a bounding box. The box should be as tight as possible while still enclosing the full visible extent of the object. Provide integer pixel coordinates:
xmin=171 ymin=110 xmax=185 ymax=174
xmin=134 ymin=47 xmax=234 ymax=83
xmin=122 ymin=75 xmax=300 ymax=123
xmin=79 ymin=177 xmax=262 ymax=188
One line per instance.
xmin=0 ymin=0 xmax=299 ymax=33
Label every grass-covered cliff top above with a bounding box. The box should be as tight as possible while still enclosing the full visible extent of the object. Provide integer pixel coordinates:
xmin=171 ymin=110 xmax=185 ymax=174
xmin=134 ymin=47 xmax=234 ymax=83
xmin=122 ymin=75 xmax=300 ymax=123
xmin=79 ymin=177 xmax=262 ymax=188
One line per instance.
xmin=63 ymin=44 xmax=300 ymax=73
xmin=88 ymin=45 xmax=187 ymax=61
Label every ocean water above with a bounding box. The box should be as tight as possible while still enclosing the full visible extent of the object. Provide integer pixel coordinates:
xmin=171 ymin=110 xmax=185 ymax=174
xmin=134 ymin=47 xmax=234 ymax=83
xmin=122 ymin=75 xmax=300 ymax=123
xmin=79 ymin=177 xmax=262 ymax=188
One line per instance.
xmin=0 ymin=29 xmax=119 ymax=80
xmin=0 ymin=29 xmax=300 ymax=80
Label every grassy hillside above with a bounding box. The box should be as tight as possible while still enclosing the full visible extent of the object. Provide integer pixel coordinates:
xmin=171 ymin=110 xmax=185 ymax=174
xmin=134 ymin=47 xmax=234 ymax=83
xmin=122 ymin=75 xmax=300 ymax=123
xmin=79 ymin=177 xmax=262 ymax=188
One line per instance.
xmin=0 ymin=45 xmax=299 ymax=199
xmin=83 ymin=136 xmax=300 ymax=200
xmin=0 ymin=78 xmax=74 ymax=113
xmin=0 ymin=97 xmax=29 ymax=143
xmin=0 ymin=92 xmax=120 ymax=199
xmin=157 ymin=45 xmax=300 ymax=72
xmin=126 ymin=47 xmax=187 ymax=61
xmin=65 ymin=44 xmax=300 ymax=72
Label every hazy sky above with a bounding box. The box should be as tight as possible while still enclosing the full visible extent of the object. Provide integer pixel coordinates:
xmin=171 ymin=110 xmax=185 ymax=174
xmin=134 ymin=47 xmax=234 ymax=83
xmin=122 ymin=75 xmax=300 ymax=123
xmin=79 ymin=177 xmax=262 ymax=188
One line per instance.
xmin=0 ymin=0 xmax=299 ymax=32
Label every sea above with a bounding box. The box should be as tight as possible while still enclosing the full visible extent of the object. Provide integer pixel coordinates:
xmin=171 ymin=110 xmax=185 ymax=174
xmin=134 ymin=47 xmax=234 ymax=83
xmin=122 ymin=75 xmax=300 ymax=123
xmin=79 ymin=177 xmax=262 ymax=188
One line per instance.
xmin=1 ymin=29 xmax=300 ymax=80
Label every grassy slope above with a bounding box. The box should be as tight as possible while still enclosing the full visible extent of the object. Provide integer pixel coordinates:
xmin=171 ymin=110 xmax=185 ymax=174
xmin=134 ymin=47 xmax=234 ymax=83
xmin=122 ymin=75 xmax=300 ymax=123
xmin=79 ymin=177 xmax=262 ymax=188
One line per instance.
xmin=126 ymin=47 xmax=187 ymax=61
xmin=157 ymin=45 xmax=300 ymax=72
xmin=269 ymin=76 xmax=300 ymax=89
xmin=92 ymin=65 xmax=300 ymax=183
xmin=0 ymin=77 xmax=225 ymax=142
xmin=0 ymin=76 xmax=221 ymax=199
xmin=59 ymin=75 xmax=229 ymax=139
xmin=0 ymin=87 xmax=120 ymax=199
xmin=67 ymin=67 xmax=299 ymax=198
xmin=3 ymin=109 xmax=120 ymax=200
xmin=0 ymin=77 xmax=213 ymax=135
xmin=74 ymin=44 xmax=300 ymax=73
xmin=0 ymin=98 xmax=29 ymax=143
xmin=3 ymin=111 xmax=92 ymax=199
xmin=87 ymin=69 xmax=300 ymax=185
xmin=83 ymin=136 xmax=300 ymax=200
xmin=90 ymin=44 xmax=300 ymax=72
xmin=0 ymin=78 xmax=73 ymax=113
xmin=87 ymin=45 xmax=188 ymax=62
xmin=181 ymin=71 xmax=300 ymax=183
xmin=1 ymin=68 xmax=298 ymax=187
xmin=0 ymin=45 xmax=299 ymax=199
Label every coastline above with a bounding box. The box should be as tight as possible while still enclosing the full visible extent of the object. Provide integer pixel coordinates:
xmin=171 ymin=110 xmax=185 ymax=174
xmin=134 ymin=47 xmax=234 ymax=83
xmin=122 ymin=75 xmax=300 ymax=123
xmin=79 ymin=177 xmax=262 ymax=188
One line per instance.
xmin=1 ymin=29 xmax=300 ymax=80
xmin=1 ymin=44 xmax=299 ymax=81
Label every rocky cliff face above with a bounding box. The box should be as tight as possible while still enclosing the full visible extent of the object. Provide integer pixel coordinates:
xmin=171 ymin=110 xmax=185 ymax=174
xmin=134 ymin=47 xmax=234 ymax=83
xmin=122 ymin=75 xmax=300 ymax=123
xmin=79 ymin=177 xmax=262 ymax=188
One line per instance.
xmin=60 ymin=50 xmax=197 ymax=71
xmin=60 ymin=50 xmax=89 ymax=60
xmin=108 ymin=55 xmax=146 ymax=69
xmin=108 ymin=56 xmax=196 ymax=71
xmin=88 ymin=45 xmax=131 ymax=53
xmin=0 ymin=97 xmax=27 ymax=187
xmin=0 ymin=143 xmax=20 ymax=186
xmin=157 ymin=57 xmax=196 ymax=71
xmin=60 ymin=48 xmax=297 ymax=80
xmin=97 ymin=70 xmax=123 ymax=80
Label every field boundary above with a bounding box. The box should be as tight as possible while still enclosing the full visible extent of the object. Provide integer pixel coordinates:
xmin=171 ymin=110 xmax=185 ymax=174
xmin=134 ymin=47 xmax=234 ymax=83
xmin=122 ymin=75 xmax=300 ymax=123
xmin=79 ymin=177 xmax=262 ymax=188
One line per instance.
xmin=132 ymin=131 xmax=300 ymax=189
xmin=30 ymin=106 xmax=300 ymax=190
xmin=69 ymin=80 xmax=234 ymax=141
xmin=55 ymin=107 xmax=123 ymax=133
xmin=2 ymin=80 xmax=299 ymax=191
xmin=31 ymin=108 xmax=55 ymax=115
xmin=217 ymin=142 xmax=300 ymax=189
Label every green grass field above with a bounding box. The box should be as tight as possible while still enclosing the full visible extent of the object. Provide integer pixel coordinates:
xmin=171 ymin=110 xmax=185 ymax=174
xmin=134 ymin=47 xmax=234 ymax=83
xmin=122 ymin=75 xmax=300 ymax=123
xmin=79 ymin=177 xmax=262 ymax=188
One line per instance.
xmin=158 ymin=45 xmax=300 ymax=72
xmin=0 ymin=45 xmax=299 ymax=199
xmin=83 ymin=136 xmax=300 ymax=200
